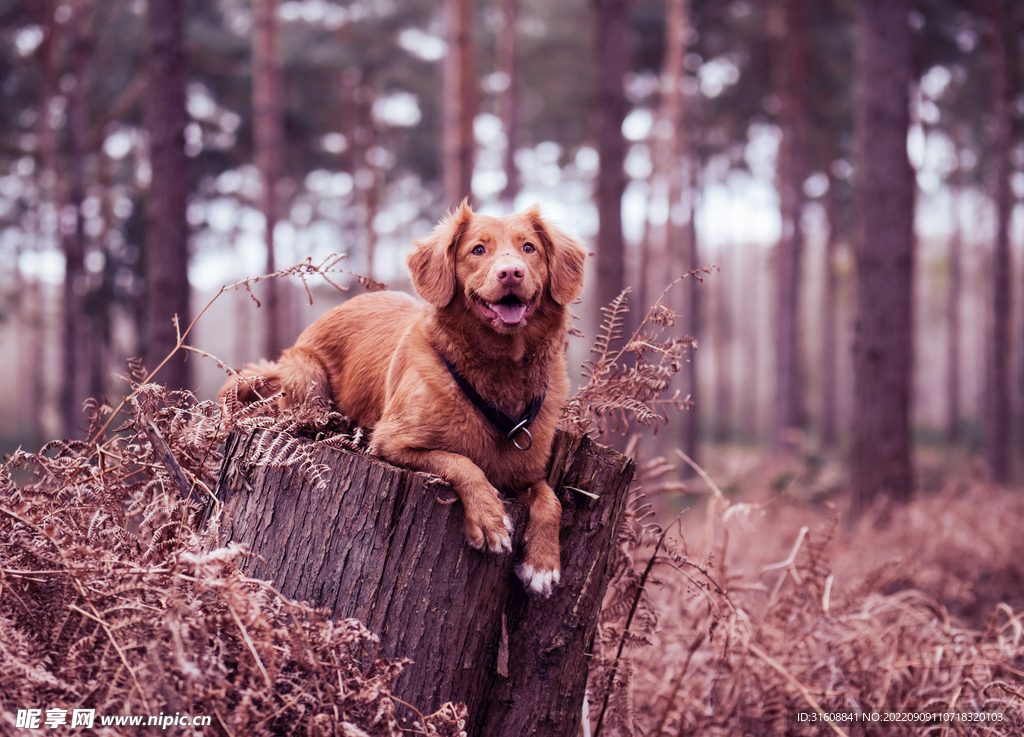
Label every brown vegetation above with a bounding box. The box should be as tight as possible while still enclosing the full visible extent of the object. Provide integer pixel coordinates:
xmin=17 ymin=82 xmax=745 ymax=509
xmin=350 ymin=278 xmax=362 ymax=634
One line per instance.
xmin=0 ymin=381 xmax=465 ymax=736
xmin=586 ymin=449 xmax=1024 ymax=735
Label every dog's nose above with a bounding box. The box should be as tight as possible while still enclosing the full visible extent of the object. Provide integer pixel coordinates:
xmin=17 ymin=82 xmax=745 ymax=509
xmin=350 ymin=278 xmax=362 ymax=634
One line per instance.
xmin=496 ymin=262 xmax=525 ymax=286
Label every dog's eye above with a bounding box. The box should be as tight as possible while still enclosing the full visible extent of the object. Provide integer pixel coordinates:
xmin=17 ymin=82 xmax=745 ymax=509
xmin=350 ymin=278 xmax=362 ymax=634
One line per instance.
xmin=472 ymin=244 xmax=486 ymax=256
xmin=523 ymin=242 xmax=536 ymax=254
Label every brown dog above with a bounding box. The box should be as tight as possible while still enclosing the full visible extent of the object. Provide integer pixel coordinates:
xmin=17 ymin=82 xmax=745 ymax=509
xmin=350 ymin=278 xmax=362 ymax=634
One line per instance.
xmin=223 ymin=202 xmax=587 ymax=596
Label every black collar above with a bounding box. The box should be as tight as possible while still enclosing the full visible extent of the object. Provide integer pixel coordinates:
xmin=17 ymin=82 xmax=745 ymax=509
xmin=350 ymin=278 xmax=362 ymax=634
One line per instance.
xmin=439 ymin=354 xmax=546 ymax=451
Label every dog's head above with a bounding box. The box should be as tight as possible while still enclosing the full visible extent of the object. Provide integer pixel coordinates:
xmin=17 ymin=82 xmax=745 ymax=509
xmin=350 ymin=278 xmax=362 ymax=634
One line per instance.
xmin=407 ymin=201 xmax=587 ymax=334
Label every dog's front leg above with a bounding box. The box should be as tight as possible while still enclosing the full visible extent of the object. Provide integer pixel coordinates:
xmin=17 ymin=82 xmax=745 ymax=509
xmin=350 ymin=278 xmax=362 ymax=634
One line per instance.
xmin=516 ymin=481 xmax=562 ymax=597
xmin=378 ymin=445 xmax=513 ymax=553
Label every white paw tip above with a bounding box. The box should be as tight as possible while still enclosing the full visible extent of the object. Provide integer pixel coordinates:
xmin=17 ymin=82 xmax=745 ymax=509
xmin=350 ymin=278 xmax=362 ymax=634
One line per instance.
xmin=516 ymin=563 xmax=560 ymax=598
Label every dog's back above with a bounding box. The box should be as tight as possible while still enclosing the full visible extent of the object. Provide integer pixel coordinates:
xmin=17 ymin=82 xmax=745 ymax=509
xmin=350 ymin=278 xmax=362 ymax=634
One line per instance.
xmin=223 ymin=291 xmax=422 ymax=426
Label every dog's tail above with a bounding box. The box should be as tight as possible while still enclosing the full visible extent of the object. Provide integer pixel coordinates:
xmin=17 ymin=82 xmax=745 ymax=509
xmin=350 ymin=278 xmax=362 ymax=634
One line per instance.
xmin=218 ymin=348 xmax=331 ymax=409
xmin=218 ymin=359 xmax=283 ymax=407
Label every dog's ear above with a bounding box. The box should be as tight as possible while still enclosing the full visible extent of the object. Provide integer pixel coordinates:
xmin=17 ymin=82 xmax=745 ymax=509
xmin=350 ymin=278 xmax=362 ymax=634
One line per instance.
xmin=407 ymin=200 xmax=474 ymax=307
xmin=528 ymin=206 xmax=588 ymax=305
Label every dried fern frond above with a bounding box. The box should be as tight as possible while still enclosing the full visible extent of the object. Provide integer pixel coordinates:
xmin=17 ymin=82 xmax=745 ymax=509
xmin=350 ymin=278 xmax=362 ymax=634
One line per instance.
xmin=587 ymin=458 xmax=1024 ymax=737
xmin=563 ymin=273 xmax=711 ymax=441
xmin=0 ymin=380 xmax=459 ymax=737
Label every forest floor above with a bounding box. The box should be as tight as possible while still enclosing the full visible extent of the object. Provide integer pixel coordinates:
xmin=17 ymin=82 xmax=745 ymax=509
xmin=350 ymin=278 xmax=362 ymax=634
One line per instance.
xmin=4 ymin=387 xmax=1022 ymax=736
xmin=592 ymin=442 xmax=1024 ymax=735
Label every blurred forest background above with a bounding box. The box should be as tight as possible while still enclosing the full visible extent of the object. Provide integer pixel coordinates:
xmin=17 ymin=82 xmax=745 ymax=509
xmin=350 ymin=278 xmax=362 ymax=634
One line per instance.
xmin=1 ymin=0 xmax=1023 ymax=504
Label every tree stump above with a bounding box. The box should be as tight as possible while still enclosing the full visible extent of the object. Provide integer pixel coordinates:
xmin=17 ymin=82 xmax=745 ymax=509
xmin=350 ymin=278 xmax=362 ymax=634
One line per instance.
xmin=213 ymin=429 xmax=634 ymax=736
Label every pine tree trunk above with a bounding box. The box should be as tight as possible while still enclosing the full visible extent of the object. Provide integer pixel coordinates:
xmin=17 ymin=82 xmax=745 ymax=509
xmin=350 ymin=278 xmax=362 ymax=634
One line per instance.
xmin=443 ymin=0 xmax=476 ymax=206
xmin=253 ymin=0 xmax=284 ymax=359
xmin=1013 ymin=3 xmax=1024 ymax=463
xmin=679 ymin=188 xmax=702 ymax=468
xmin=772 ymin=0 xmax=807 ymax=452
xmin=593 ymin=0 xmax=630 ymax=325
xmin=497 ymin=0 xmax=520 ymax=207
xmin=850 ymin=0 xmax=915 ymax=516
xmin=213 ymin=430 xmax=634 ymax=736
xmin=36 ymin=0 xmax=63 ymax=445
xmin=649 ymin=0 xmax=690 ymax=305
xmin=86 ymin=152 xmax=115 ymax=405
xmin=60 ymin=0 xmax=91 ymax=437
xmin=819 ymin=183 xmax=840 ymax=449
xmin=740 ymin=245 xmax=761 ymax=442
xmin=655 ymin=0 xmax=701 ymax=460
xmin=986 ymin=0 xmax=1012 ymax=482
xmin=144 ymin=0 xmax=191 ymax=390
xmin=946 ymin=185 xmax=962 ymax=446
xmin=713 ymin=245 xmax=732 ymax=443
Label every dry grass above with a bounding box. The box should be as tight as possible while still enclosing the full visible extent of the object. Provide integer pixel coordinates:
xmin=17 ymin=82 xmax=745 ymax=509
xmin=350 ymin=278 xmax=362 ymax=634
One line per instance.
xmin=586 ymin=449 xmax=1024 ymax=736
xmin=0 ymin=382 xmax=466 ymax=737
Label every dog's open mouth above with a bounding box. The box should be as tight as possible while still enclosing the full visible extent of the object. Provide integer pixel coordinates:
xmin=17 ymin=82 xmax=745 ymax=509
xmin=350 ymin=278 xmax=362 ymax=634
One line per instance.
xmin=475 ymin=294 xmax=530 ymax=325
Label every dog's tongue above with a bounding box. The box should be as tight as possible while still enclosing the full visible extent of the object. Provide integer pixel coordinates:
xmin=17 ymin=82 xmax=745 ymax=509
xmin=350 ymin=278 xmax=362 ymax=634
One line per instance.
xmin=491 ymin=301 xmax=528 ymax=324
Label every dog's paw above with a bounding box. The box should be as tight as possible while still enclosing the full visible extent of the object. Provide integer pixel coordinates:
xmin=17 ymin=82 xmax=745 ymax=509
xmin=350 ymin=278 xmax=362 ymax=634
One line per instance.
xmin=465 ymin=507 xmax=513 ymax=554
xmin=516 ymin=562 xmax=560 ymax=598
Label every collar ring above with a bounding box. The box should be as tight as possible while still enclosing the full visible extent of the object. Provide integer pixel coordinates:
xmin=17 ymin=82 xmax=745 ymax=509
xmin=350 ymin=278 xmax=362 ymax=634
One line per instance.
xmin=508 ymin=420 xmax=533 ymax=451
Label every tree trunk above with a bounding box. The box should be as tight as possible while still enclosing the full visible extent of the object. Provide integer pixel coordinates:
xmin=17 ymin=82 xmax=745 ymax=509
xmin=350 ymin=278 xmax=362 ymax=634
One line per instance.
xmin=850 ymin=0 xmax=915 ymax=517
xmin=144 ymin=0 xmax=192 ymax=390
xmin=946 ymin=185 xmax=962 ymax=446
xmin=86 ymin=150 xmax=116 ymax=405
xmin=740 ymin=243 xmax=761 ymax=442
xmin=19 ymin=271 xmax=47 ymax=450
xmin=713 ymin=244 xmax=732 ymax=443
xmin=772 ymin=0 xmax=807 ymax=452
xmin=652 ymin=0 xmax=700 ymax=460
xmin=497 ymin=0 xmax=520 ymax=208
xmin=253 ymin=0 xmax=284 ymax=358
xmin=819 ymin=181 xmax=841 ymax=449
xmin=213 ymin=429 xmax=634 ymax=736
xmin=679 ymin=187 xmax=701 ymax=469
xmin=593 ymin=0 xmax=630 ymax=325
xmin=443 ymin=0 xmax=477 ymax=206
xmin=1014 ymin=3 xmax=1024 ymax=464
xmin=36 ymin=0 xmax=62 ymax=445
xmin=647 ymin=0 xmax=690 ymax=306
xmin=986 ymin=0 xmax=1012 ymax=482
xmin=60 ymin=0 xmax=92 ymax=438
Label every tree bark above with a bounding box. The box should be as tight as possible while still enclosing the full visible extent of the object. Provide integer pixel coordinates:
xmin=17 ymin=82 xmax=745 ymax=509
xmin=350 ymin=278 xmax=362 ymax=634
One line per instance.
xmin=144 ymin=0 xmax=192 ymax=391
xmin=593 ymin=0 xmax=630 ymax=325
xmin=819 ymin=181 xmax=841 ymax=449
xmin=679 ymin=188 xmax=701 ymax=469
xmin=36 ymin=0 xmax=62 ymax=445
xmin=986 ymin=0 xmax=1012 ymax=482
xmin=213 ymin=429 xmax=634 ymax=736
xmin=497 ymin=0 xmax=520 ymax=208
xmin=646 ymin=0 xmax=690 ymax=307
xmin=772 ymin=0 xmax=807 ymax=452
xmin=740 ymin=243 xmax=761 ymax=442
xmin=59 ymin=0 xmax=91 ymax=438
xmin=650 ymin=0 xmax=701 ymax=461
xmin=713 ymin=244 xmax=732 ymax=443
xmin=850 ymin=0 xmax=915 ymax=517
xmin=443 ymin=0 xmax=477 ymax=206
xmin=253 ymin=0 xmax=284 ymax=358
xmin=945 ymin=184 xmax=962 ymax=446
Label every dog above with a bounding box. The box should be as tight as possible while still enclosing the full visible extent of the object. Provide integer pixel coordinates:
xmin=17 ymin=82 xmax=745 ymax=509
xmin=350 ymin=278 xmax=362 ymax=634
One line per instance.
xmin=221 ymin=202 xmax=587 ymax=597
